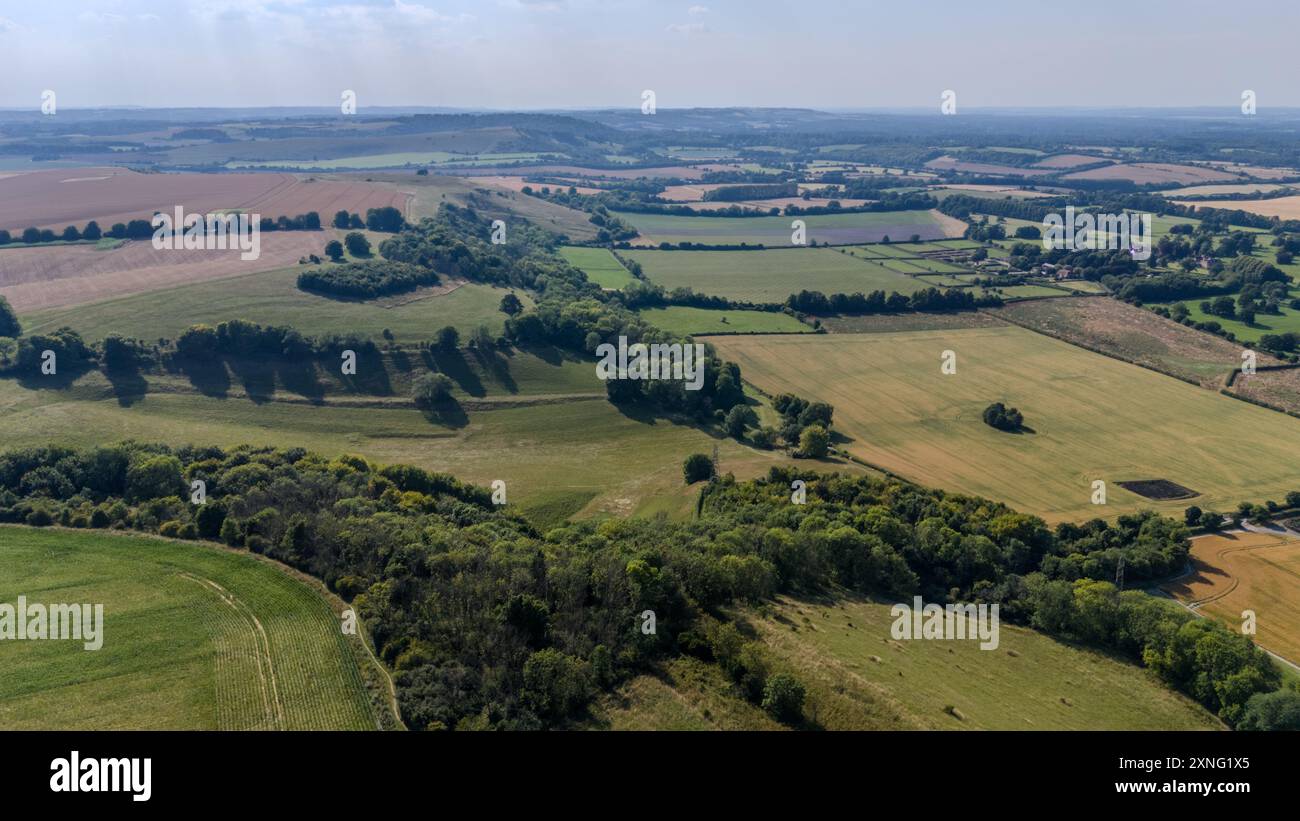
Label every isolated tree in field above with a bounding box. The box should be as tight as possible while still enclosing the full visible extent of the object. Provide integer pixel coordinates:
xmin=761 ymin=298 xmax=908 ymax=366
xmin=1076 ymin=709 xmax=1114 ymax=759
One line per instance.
xmin=499 ymin=293 xmax=524 ymax=316
xmin=412 ymin=372 xmax=454 ymax=407
xmin=683 ymin=453 xmax=716 ymax=484
xmin=333 ymin=210 xmax=350 ymax=229
xmin=435 ymin=326 xmax=460 ymax=351
xmin=1184 ymin=505 xmax=1202 ymax=526
xmin=21 ymin=227 xmax=40 ymax=244
xmin=365 ymin=206 xmax=405 ymax=233
xmin=62 ymin=225 xmax=80 ymax=241
xmin=82 ymin=221 xmax=101 ymax=240
xmin=324 ymin=239 xmax=344 ymax=261
xmin=0 ymin=295 xmax=20 ymax=338
xmin=344 ymin=231 xmax=371 ymax=257
xmin=799 ymin=425 xmax=830 ymax=458
xmin=982 ymin=402 xmax=1024 ymax=432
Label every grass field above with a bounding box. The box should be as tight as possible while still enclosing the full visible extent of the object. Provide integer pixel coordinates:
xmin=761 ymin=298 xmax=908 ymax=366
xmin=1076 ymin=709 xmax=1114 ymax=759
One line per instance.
xmin=1164 ymin=531 xmax=1300 ymax=667
xmin=624 ymin=248 xmax=931 ymax=303
xmin=21 ymin=266 xmax=530 ymax=346
xmin=616 ymin=209 xmax=961 ymax=246
xmin=711 ymin=327 xmax=1300 ymax=522
xmin=0 ymin=526 xmax=387 ymax=730
xmin=592 ymin=595 xmax=1219 ymax=730
xmin=0 ymin=350 xmax=847 ymax=527
xmin=638 ymin=306 xmax=810 ymax=335
xmin=558 ymin=246 xmax=637 ymax=289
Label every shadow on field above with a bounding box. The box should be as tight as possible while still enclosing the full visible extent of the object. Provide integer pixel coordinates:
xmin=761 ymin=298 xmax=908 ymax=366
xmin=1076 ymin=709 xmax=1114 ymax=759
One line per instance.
xmin=103 ymin=364 xmax=148 ymax=407
xmin=336 ymin=348 xmax=394 ymax=396
xmin=424 ymin=347 xmax=485 ymax=397
xmin=177 ymin=357 xmax=231 ymax=398
xmin=15 ymin=360 xmax=96 ymax=392
xmin=421 ymin=398 xmax=469 ymax=429
xmin=470 ymin=344 xmax=517 ymax=394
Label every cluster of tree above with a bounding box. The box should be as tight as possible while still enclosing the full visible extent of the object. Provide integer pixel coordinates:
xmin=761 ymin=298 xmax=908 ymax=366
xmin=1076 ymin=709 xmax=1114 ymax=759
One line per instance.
xmin=333 ymin=207 xmax=406 ymax=233
xmin=173 ymin=319 xmax=375 ymax=362
xmin=982 ymin=402 xmax=1024 ymax=431
xmin=256 ymin=211 xmax=322 ymax=232
xmin=701 ymin=181 xmax=798 ymax=202
xmin=0 ymin=446 xmax=1294 ymax=729
xmin=769 ymin=393 xmax=834 ymax=457
xmin=297 ymin=260 xmax=438 ymax=299
xmin=0 ymin=221 xmax=104 ymax=245
xmin=785 ymin=286 xmax=998 ymax=315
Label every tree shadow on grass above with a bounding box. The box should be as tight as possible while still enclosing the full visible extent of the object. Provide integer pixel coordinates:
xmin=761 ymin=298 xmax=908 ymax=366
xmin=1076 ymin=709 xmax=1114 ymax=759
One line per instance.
xmin=14 ymin=360 xmax=96 ymax=392
xmin=470 ymin=344 xmax=517 ymax=394
xmin=226 ymin=355 xmax=277 ymax=404
xmin=334 ymin=348 xmax=394 ymax=396
xmin=103 ymin=364 xmax=148 ymax=407
xmin=423 ymin=347 xmax=485 ymax=397
xmin=277 ymin=359 xmax=325 ymax=404
xmin=420 ymin=398 xmax=469 ymax=429
xmin=177 ymin=357 xmax=231 ymax=398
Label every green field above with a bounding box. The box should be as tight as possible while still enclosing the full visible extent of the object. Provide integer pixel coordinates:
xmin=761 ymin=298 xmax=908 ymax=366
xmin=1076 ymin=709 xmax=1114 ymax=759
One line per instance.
xmin=0 ymin=526 xmax=386 ymax=730
xmin=21 ymin=266 xmax=530 ymax=346
xmin=0 ymin=349 xmax=837 ymax=527
xmin=637 ymin=306 xmax=811 ymax=335
xmin=617 ymin=209 xmax=957 ymax=246
xmin=593 ymin=595 xmax=1219 ymax=730
xmin=712 ymin=326 xmax=1300 ymax=522
xmin=558 ymin=246 xmax=637 ymax=289
xmin=624 ymin=248 xmax=931 ymax=303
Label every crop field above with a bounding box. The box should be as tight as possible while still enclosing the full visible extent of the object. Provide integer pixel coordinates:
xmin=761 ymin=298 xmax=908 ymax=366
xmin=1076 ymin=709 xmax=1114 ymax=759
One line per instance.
xmin=982 ymin=284 xmax=1071 ymax=300
xmin=230 ymin=151 xmax=553 ymax=171
xmin=0 ymin=232 xmax=344 ymax=312
xmin=638 ymin=306 xmax=810 ymax=335
xmin=21 ymin=266 xmax=530 ymax=345
xmin=1163 ymin=531 xmax=1300 ymax=667
xmin=1062 ymin=162 xmax=1236 ymax=185
xmin=558 ymin=246 xmax=637 ymax=289
xmin=0 ymin=167 xmax=409 ymax=232
xmin=1171 ymin=194 xmax=1300 ymax=220
xmin=623 ymin=248 xmax=933 ymax=303
xmin=1170 ymin=183 xmax=1292 ymax=197
xmin=711 ymin=327 xmax=1300 ymax=522
xmin=745 ymin=596 xmax=1219 ymax=730
xmin=0 ymin=526 xmax=385 ymax=730
xmin=615 ymin=208 xmax=963 ymax=246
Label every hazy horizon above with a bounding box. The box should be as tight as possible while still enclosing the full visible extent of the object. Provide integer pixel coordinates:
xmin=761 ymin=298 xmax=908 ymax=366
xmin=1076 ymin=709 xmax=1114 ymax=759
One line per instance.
xmin=1 ymin=0 xmax=1296 ymax=110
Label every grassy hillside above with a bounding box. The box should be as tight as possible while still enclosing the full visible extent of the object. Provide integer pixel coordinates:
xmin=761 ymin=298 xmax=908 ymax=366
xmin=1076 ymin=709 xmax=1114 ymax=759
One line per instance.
xmin=21 ymin=266 xmax=530 ymax=346
xmin=0 ymin=526 xmax=389 ymax=730
xmin=616 ymin=209 xmax=958 ymax=246
xmin=712 ymin=326 xmax=1300 ymax=522
xmin=0 ymin=348 xmax=844 ymax=527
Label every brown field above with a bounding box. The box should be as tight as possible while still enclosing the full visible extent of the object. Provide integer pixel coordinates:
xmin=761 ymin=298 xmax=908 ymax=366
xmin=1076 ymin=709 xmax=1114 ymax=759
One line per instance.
xmin=1172 ymin=195 xmax=1300 ymax=220
xmin=991 ymin=298 xmax=1276 ymax=386
xmin=1201 ymin=163 xmax=1298 ymax=180
xmin=1171 ymin=183 xmax=1291 ymax=197
xmin=933 ymin=184 xmax=1056 ymax=199
xmin=817 ymin=311 xmax=1008 ymax=334
xmin=0 ymin=231 xmax=340 ymax=311
xmin=924 ymin=156 xmax=1054 ymax=177
xmin=0 ymin=167 xmax=410 ymax=232
xmin=1163 ymin=531 xmax=1300 ymax=667
xmin=1063 ymin=162 xmax=1236 ymax=185
xmin=1032 ymin=153 xmax=1107 ymax=169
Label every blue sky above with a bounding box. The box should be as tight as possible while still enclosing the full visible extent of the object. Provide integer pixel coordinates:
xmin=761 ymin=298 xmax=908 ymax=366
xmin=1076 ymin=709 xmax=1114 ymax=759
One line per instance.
xmin=0 ymin=0 xmax=1294 ymax=109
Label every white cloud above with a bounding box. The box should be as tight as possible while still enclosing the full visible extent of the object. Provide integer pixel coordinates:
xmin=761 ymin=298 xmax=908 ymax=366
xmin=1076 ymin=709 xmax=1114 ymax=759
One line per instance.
xmin=688 ymin=5 xmax=709 ymax=15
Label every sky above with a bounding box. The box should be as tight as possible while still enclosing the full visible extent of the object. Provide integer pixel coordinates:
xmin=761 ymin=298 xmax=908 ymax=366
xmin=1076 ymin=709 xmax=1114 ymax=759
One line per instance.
xmin=0 ymin=0 xmax=1296 ymax=110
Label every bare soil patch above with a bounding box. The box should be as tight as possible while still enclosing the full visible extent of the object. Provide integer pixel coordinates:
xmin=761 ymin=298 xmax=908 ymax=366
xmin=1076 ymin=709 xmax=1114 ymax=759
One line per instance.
xmin=1117 ymin=479 xmax=1198 ymax=500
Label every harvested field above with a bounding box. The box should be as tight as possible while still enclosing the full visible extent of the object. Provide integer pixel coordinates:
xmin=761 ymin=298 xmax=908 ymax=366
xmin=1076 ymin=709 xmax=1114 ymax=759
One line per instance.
xmin=0 ymin=167 xmax=410 ymax=232
xmin=1063 ymin=163 xmax=1235 ymax=185
xmin=924 ymin=156 xmax=1054 ymax=177
xmin=990 ymin=297 xmax=1269 ymax=387
xmin=817 ymin=311 xmax=1007 ymax=334
xmin=711 ymin=327 xmax=1300 ymax=522
xmin=1172 ymin=195 xmax=1300 ymax=220
xmin=1164 ymin=531 xmax=1300 ymax=667
xmin=1032 ymin=154 xmax=1107 ymax=169
xmin=1170 ymin=183 xmax=1292 ymax=197
xmin=0 ymin=231 xmax=341 ymax=312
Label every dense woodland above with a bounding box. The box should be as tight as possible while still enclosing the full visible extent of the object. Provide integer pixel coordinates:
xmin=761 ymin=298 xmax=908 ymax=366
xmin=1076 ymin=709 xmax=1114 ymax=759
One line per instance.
xmin=0 ymin=445 xmax=1295 ymax=729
